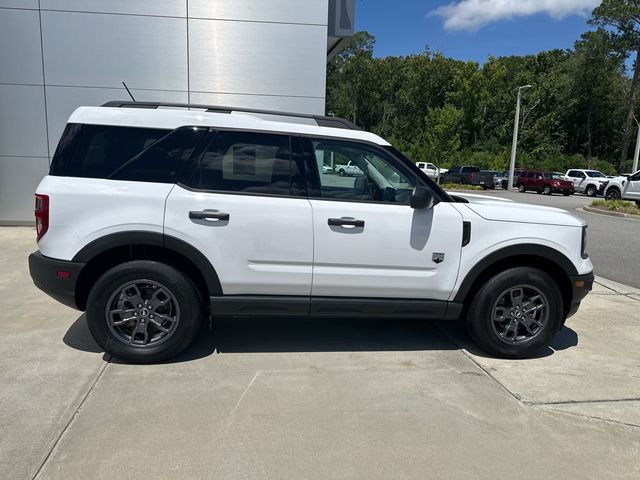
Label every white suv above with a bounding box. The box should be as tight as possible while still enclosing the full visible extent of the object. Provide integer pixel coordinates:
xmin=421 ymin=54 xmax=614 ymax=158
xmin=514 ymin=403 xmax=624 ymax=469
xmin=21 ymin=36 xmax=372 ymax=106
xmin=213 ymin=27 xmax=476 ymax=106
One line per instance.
xmin=564 ymin=169 xmax=609 ymax=197
xmin=29 ymin=101 xmax=594 ymax=363
xmin=603 ymin=170 xmax=640 ymax=204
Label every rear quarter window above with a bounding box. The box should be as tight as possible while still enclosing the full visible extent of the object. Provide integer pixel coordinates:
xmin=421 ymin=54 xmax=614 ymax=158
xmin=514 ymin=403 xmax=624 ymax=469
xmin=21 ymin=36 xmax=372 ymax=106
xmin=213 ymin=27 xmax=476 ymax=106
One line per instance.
xmin=50 ymin=124 xmax=170 ymax=179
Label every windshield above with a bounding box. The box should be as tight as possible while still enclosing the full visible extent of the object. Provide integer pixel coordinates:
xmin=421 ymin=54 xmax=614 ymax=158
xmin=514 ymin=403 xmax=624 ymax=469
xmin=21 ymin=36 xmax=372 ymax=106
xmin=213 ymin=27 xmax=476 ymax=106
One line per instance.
xmin=586 ymin=171 xmax=606 ymax=178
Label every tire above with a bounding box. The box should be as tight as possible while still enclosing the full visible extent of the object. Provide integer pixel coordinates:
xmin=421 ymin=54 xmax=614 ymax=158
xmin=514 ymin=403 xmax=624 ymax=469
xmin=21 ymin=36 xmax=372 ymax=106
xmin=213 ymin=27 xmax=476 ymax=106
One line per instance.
xmin=466 ymin=267 xmax=563 ymax=359
xmin=338 ymin=169 xmax=346 ymax=177
xmin=586 ymin=185 xmax=597 ymax=197
xmin=543 ymin=185 xmax=552 ymax=195
xmin=518 ymin=184 xmax=526 ymax=193
xmin=606 ymin=188 xmax=621 ymax=201
xmin=86 ymin=260 xmax=203 ymax=364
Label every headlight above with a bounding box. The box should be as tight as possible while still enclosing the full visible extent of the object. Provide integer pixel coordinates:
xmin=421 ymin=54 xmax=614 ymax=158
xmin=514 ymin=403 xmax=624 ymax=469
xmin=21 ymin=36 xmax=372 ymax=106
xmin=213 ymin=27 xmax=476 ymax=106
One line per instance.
xmin=581 ymin=226 xmax=588 ymax=259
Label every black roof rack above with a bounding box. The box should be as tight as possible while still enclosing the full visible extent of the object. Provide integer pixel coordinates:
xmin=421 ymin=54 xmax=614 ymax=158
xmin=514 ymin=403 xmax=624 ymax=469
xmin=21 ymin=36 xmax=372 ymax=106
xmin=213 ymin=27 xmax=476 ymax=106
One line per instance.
xmin=101 ymin=101 xmax=362 ymax=131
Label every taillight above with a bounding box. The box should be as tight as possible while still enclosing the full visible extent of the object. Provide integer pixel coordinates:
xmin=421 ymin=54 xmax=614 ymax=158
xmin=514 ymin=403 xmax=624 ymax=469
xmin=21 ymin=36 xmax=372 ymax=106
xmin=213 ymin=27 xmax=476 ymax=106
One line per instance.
xmin=35 ymin=194 xmax=49 ymax=241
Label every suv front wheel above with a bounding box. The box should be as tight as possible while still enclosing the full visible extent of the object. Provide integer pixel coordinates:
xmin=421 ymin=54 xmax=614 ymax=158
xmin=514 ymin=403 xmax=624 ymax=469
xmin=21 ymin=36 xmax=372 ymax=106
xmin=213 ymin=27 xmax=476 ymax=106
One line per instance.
xmin=466 ymin=267 xmax=563 ymax=358
xmin=86 ymin=260 xmax=203 ymax=363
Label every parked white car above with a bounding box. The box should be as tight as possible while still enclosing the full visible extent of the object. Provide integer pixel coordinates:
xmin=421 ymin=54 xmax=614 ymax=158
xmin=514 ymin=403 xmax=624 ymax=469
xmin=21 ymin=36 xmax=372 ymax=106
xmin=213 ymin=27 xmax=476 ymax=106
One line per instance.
xmin=564 ymin=169 xmax=609 ymax=197
xmin=416 ymin=162 xmax=440 ymax=180
xmin=335 ymin=160 xmax=363 ymax=177
xmin=29 ymin=101 xmax=593 ymax=363
xmin=604 ymin=170 xmax=640 ymax=205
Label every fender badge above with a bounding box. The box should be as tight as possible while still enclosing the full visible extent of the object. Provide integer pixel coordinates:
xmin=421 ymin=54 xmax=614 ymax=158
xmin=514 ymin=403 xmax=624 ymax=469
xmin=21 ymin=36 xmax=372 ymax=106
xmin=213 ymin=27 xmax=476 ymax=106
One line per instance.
xmin=432 ymin=253 xmax=445 ymax=264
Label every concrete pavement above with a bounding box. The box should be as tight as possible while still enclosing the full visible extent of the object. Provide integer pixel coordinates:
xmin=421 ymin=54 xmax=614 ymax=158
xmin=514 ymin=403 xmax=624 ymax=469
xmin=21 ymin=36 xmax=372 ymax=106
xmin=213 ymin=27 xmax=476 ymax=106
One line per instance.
xmin=1 ymin=227 xmax=639 ymax=480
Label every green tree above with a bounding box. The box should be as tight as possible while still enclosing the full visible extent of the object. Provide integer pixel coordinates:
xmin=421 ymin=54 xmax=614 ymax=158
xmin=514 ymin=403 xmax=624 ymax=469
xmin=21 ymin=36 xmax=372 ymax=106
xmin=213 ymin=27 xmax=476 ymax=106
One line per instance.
xmin=420 ymin=105 xmax=464 ymax=166
xmin=326 ymin=31 xmax=375 ymax=125
xmin=590 ymin=0 xmax=640 ymax=171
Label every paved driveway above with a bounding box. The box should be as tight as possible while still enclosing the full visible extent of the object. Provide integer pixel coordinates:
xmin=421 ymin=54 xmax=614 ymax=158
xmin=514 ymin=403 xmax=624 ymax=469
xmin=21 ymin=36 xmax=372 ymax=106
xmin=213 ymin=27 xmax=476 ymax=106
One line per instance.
xmin=2 ymin=227 xmax=639 ymax=480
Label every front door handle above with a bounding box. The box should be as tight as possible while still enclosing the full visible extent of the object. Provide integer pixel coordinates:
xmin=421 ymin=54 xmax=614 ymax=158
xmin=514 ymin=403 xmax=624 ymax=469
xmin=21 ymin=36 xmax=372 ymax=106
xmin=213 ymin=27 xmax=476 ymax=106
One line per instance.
xmin=328 ymin=218 xmax=365 ymax=227
xmin=189 ymin=210 xmax=230 ymax=221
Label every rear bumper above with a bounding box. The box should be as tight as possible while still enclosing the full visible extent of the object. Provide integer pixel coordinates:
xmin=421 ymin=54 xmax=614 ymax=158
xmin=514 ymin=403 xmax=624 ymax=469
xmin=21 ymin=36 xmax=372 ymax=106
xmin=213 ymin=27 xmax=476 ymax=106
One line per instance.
xmin=29 ymin=251 xmax=85 ymax=310
xmin=566 ymin=272 xmax=594 ymax=318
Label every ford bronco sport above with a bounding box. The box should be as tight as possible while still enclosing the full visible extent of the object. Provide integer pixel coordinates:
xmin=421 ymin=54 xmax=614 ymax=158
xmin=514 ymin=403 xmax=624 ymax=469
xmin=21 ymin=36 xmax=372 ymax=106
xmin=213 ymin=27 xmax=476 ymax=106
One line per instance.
xmin=29 ymin=101 xmax=594 ymax=363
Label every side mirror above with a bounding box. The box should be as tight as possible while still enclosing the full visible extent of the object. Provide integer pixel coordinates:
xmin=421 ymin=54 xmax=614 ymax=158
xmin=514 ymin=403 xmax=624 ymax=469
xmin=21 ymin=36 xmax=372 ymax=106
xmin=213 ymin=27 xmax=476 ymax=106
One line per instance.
xmin=410 ymin=186 xmax=436 ymax=210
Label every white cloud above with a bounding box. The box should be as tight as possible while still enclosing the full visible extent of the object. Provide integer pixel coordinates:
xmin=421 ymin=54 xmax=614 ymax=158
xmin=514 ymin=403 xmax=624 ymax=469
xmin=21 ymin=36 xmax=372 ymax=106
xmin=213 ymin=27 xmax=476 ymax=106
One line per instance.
xmin=431 ymin=0 xmax=601 ymax=31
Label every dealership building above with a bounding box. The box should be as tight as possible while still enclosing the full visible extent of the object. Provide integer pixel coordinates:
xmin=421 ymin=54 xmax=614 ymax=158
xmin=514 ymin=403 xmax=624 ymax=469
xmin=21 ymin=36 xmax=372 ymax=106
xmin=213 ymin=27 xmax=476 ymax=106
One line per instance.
xmin=0 ymin=0 xmax=354 ymax=223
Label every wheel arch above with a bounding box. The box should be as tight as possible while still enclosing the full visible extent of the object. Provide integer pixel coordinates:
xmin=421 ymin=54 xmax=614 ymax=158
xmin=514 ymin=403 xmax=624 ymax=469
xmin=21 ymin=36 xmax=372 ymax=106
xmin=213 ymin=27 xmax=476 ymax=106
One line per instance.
xmin=453 ymin=244 xmax=577 ymax=317
xmin=73 ymin=231 xmax=222 ymax=311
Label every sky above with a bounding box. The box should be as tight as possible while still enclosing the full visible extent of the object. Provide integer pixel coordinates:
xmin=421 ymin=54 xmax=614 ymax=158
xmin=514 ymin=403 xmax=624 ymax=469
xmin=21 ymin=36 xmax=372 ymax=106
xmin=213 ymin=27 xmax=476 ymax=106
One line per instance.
xmin=355 ymin=0 xmax=602 ymax=62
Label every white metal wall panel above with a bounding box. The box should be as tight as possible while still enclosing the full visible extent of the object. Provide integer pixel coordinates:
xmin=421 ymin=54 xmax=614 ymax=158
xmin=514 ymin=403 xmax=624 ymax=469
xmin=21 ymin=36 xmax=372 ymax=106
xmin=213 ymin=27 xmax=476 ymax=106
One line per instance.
xmin=40 ymin=0 xmax=187 ymax=18
xmin=0 ymin=0 xmax=38 ymax=9
xmin=0 ymin=84 xmax=48 ymax=157
xmin=45 ymin=86 xmax=188 ymax=154
xmin=189 ymin=0 xmax=327 ymax=25
xmin=0 ymin=9 xmax=43 ymax=85
xmin=189 ymin=91 xmax=324 ymax=115
xmin=0 ymin=157 xmax=49 ymax=223
xmin=189 ymin=19 xmax=327 ymax=98
xmin=41 ymin=11 xmax=188 ymax=90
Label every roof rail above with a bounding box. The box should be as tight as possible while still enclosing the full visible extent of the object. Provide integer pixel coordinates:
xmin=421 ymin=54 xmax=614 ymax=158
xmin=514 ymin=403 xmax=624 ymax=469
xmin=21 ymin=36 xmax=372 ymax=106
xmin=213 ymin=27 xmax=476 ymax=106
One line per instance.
xmin=101 ymin=101 xmax=361 ymax=131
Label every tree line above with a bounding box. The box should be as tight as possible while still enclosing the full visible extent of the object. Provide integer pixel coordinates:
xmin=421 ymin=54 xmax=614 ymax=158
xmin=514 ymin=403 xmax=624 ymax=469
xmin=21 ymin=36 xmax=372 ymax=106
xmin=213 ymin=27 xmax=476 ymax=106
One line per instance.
xmin=326 ymin=1 xmax=640 ymax=174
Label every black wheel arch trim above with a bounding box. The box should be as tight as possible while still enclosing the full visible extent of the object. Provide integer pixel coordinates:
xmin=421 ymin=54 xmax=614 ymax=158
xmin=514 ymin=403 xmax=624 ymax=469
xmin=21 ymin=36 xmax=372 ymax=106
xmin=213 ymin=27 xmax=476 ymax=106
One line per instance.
xmin=72 ymin=231 xmax=223 ymax=296
xmin=453 ymin=244 xmax=578 ymax=303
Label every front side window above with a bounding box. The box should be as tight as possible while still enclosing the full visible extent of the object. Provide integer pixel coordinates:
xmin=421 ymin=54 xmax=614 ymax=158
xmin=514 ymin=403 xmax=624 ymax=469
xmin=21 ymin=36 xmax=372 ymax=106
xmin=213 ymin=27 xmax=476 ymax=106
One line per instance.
xmin=586 ymin=171 xmax=606 ymax=178
xmin=309 ymin=139 xmax=416 ymax=204
xmin=182 ymin=131 xmax=302 ymax=196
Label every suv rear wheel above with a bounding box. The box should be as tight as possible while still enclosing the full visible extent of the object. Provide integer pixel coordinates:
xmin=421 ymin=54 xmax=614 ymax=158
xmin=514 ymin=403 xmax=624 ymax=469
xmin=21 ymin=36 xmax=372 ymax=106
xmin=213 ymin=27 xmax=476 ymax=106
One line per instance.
xmin=466 ymin=267 xmax=563 ymax=358
xmin=586 ymin=185 xmax=597 ymax=197
xmin=518 ymin=184 xmax=526 ymax=193
xmin=543 ymin=185 xmax=552 ymax=195
xmin=86 ymin=260 xmax=203 ymax=363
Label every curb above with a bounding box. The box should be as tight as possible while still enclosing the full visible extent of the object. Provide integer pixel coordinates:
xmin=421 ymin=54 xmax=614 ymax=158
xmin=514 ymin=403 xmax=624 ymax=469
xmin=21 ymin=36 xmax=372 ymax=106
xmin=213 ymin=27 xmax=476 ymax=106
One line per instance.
xmin=595 ymin=275 xmax=640 ymax=296
xmin=581 ymin=206 xmax=640 ymax=221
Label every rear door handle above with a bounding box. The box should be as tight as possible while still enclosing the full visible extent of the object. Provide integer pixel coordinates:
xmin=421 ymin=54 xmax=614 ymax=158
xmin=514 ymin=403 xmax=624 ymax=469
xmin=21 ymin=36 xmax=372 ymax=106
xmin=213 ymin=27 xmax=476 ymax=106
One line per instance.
xmin=189 ymin=210 xmax=230 ymax=221
xmin=328 ymin=218 xmax=365 ymax=227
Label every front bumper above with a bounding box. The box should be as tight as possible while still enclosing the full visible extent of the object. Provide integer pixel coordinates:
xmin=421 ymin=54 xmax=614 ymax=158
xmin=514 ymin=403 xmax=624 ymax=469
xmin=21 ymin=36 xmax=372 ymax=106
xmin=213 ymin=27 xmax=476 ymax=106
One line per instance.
xmin=29 ymin=251 xmax=85 ymax=310
xmin=566 ymin=272 xmax=594 ymax=318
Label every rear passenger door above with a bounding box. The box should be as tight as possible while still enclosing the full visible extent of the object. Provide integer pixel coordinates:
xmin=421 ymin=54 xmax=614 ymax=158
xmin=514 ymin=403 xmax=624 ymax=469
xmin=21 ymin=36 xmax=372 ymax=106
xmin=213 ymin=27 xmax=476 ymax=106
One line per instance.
xmin=567 ymin=170 xmax=585 ymax=191
xmin=164 ymin=130 xmax=313 ymax=296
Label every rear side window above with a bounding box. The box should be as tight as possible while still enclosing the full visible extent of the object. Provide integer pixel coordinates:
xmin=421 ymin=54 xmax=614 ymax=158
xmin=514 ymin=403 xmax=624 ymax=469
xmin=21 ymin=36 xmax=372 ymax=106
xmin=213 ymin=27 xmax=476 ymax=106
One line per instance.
xmin=181 ymin=131 xmax=303 ymax=196
xmin=50 ymin=124 xmax=169 ymax=179
xmin=110 ymin=127 xmax=209 ymax=183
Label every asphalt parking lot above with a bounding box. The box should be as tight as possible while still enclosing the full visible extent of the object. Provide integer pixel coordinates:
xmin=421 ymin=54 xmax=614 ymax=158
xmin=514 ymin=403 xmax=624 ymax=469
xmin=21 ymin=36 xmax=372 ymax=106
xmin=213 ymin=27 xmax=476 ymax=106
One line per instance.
xmin=1 ymin=225 xmax=639 ymax=480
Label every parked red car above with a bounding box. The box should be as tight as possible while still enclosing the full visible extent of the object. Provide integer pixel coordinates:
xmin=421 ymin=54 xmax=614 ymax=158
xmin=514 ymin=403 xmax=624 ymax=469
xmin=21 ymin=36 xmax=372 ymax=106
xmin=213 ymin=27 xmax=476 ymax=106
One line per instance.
xmin=517 ymin=171 xmax=574 ymax=196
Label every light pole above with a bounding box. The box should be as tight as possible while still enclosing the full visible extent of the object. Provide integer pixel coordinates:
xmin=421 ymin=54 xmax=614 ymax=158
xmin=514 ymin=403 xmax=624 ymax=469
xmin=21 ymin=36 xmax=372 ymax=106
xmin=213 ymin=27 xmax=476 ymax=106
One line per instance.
xmin=508 ymin=85 xmax=532 ymax=190
xmin=633 ymin=115 xmax=640 ymax=174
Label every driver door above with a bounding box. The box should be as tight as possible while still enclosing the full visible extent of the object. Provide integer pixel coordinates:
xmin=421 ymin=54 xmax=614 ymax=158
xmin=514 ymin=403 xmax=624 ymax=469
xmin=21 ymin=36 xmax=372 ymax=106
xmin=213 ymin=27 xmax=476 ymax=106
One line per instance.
xmin=624 ymin=172 xmax=640 ymax=200
xmin=303 ymin=137 xmax=463 ymax=301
